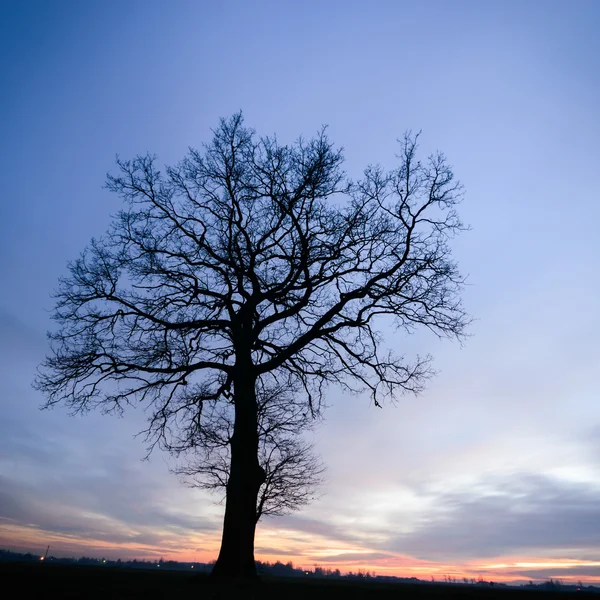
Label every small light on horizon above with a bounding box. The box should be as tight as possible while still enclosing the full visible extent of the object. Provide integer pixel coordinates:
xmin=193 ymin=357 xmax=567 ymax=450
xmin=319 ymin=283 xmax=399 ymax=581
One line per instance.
xmin=40 ymin=557 xmax=44 ymax=561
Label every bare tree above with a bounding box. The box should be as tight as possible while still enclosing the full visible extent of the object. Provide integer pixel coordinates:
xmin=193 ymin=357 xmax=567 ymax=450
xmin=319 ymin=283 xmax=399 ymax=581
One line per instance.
xmin=35 ymin=113 xmax=469 ymax=579
xmin=176 ymin=377 xmax=325 ymax=522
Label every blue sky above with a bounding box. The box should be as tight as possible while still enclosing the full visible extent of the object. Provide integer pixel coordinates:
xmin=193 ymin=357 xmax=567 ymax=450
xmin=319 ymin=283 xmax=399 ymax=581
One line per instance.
xmin=1 ymin=0 xmax=599 ymax=583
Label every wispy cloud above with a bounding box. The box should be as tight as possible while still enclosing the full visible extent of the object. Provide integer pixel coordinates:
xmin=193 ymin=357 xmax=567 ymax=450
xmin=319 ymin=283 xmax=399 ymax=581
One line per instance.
xmin=388 ymin=474 xmax=600 ymax=561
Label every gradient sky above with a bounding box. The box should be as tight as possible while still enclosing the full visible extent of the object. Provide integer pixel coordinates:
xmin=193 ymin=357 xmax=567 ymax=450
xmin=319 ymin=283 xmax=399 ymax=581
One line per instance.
xmin=1 ymin=0 xmax=599 ymax=584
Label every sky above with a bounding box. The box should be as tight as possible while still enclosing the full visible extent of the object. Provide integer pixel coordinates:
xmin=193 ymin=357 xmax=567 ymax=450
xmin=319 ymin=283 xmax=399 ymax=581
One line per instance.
xmin=1 ymin=0 xmax=599 ymax=585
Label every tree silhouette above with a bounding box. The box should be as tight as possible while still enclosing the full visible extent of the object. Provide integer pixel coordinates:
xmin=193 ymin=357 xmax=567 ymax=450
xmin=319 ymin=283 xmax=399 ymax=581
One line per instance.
xmin=35 ymin=113 xmax=469 ymax=579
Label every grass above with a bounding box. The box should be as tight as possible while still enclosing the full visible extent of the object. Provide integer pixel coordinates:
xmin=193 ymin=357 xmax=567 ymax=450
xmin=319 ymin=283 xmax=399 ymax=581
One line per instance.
xmin=1 ymin=561 xmax=587 ymax=599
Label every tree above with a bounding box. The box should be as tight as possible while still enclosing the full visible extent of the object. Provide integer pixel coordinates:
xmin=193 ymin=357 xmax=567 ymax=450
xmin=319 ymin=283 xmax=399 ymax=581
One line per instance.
xmin=35 ymin=113 xmax=469 ymax=579
xmin=175 ymin=377 xmax=325 ymax=522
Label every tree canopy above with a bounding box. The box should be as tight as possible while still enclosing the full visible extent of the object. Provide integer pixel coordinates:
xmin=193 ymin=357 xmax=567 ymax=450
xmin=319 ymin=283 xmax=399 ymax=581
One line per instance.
xmin=36 ymin=113 xmax=469 ymax=579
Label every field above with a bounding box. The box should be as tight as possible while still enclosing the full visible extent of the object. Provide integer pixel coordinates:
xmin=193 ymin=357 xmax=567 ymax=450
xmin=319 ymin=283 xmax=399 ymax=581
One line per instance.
xmin=1 ymin=561 xmax=588 ymax=599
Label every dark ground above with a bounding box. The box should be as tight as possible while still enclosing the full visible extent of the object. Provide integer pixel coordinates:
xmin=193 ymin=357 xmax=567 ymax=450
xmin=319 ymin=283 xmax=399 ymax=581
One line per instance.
xmin=1 ymin=562 xmax=588 ymax=599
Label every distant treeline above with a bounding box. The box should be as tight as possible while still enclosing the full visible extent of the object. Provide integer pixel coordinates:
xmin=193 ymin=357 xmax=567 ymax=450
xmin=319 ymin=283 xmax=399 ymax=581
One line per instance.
xmin=0 ymin=549 xmax=209 ymax=572
xmin=2 ymin=549 xmax=599 ymax=593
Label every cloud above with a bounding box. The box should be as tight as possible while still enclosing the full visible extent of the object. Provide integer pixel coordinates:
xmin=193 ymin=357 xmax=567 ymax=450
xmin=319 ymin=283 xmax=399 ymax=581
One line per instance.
xmin=254 ymin=546 xmax=303 ymax=557
xmin=311 ymin=551 xmax=393 ymax=564
xmin=386 ymin=474 xmax=600 ymax=561
xmin=271 ymin=513 xmax=366 ymax=545
xmin=250 ymin=472 xmax=600 ymax=579
xmin=0 ymin=472 xmax=218 ymax=544
xmin=514 ymin=566 xmax=600 ymax=580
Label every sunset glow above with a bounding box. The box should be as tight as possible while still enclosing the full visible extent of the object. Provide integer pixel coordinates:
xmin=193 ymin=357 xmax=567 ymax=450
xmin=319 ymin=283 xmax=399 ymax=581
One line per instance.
xmin=4 ymin=519 xmax=600 ymax=584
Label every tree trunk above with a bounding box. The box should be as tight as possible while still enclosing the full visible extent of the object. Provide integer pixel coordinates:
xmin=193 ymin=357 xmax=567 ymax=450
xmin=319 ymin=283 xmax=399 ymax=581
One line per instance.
xmin=211 ymin=358 xmax=264 ymax=580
